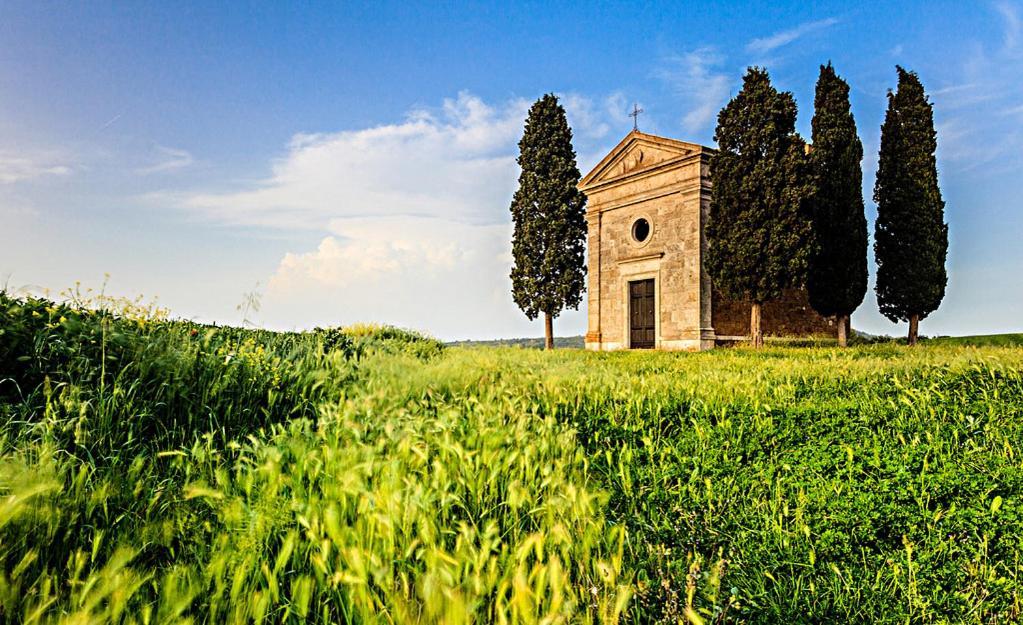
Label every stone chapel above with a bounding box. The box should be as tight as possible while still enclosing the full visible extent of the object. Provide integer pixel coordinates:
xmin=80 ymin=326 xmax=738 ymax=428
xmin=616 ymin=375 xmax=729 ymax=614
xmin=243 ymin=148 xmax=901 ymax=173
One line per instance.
xmin=579 ymin=130 xmax=836 ymax=351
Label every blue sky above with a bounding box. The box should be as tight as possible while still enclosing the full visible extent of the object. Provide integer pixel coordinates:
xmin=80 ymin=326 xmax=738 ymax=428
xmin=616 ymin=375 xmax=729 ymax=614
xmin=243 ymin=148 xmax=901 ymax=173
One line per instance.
xmin=2 ymin=1 xmax=1021 ymax=340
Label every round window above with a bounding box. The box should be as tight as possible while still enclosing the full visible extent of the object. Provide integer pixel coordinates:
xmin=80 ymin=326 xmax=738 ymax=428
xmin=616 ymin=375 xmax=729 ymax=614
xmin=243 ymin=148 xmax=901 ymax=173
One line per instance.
xmin=631 ymin=217 xmax=651 ymax=243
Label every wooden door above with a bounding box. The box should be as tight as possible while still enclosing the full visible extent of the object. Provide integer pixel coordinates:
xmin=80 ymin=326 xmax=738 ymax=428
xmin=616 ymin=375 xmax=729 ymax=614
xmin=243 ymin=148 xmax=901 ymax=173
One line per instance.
xmin=629 ymin=279 xmax=655 ymax=348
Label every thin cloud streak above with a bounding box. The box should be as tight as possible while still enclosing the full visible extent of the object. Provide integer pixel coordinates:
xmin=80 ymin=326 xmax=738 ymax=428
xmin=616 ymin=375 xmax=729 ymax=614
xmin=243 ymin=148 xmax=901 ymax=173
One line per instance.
xmin=746 ymin=17 xmax=840 ymax=55
xmin=98 ymin=112 xmax=124 ymax=131
xmin=137 ymin=145 xmax=195 ymax=175
xmin=995 ymin=0 xmax=1021 ymax=50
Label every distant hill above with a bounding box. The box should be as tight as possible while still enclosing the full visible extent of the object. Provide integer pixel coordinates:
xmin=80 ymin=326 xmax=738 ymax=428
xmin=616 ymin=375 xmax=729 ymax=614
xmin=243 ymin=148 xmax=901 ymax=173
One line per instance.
xmin=926 ymin=333 xmax=1023 ymax=347
xmin=448 ymin=335 xmax=585 ymax=349
xmin=448 ymin=333 xmax=1023 ymax=349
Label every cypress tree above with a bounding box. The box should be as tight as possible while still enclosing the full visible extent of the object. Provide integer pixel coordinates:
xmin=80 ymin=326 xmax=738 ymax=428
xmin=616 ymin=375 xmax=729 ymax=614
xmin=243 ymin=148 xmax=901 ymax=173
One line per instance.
xmin=806 ymin=62 xmax=868 ymax=347
xmin=509 ymin=94 xmax=587 ymax=350
xmin=707 ymin=67 xmax=815 ymax=348
xmin=873 ymin=67 xmax=948 ymax=345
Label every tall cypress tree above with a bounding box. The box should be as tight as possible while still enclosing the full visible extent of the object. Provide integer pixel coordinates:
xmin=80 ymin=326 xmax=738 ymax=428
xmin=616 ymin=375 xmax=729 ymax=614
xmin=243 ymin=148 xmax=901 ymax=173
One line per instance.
xmin=874 ymin=67 xmax=948 ymax=345
xmin=707 ymin=67 xmax=815 ymax=348
xmin=806 ymin=62 xmax=868 ymax=347
xmin=510 ymin=94 xmax=587 ymax=350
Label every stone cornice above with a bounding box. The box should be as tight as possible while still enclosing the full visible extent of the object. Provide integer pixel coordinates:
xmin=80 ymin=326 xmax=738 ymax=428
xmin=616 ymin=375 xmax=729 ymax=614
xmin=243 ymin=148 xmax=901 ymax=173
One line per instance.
xmin=587 ymin=188 xmax=679 ymax=214
xmin=617 ymin=251 xmax=665 ymax=265
xmin=580 ymin=150 xmax=711 ymax=195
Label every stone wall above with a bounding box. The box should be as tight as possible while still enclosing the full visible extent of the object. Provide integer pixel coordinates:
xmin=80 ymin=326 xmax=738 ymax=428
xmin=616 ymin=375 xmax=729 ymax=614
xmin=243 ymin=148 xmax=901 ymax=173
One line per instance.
xmin=712 ymin=288 xmax=838 ymax=338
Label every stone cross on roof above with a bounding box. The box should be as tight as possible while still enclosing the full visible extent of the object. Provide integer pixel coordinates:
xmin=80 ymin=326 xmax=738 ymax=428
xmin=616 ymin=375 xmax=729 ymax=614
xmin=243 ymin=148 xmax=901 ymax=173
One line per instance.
xmin=629 ymin=103 xmax=644 ymax=131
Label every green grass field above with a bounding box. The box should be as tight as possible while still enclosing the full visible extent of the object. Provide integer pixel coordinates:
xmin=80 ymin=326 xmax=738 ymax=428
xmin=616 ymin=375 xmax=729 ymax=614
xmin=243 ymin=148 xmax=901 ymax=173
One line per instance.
xmin=2 ymin=291 xmax=1022 ymax=624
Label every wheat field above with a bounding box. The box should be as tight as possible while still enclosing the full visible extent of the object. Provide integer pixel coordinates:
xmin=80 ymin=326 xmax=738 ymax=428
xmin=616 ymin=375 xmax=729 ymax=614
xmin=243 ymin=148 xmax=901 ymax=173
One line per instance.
xmin=2 ymin=291 xmax=1022 ymax=623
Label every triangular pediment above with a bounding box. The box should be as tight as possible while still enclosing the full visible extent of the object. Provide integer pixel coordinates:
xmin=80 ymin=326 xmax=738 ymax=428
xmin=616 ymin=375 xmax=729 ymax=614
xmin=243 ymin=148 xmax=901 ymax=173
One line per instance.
xmin=579 ymin=131 xmax=707 ymax=189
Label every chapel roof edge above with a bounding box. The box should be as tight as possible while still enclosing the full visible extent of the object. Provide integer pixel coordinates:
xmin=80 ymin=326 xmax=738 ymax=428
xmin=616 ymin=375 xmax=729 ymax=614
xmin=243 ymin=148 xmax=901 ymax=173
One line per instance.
xmin=578 ymin=130 xmax=715 ymax=190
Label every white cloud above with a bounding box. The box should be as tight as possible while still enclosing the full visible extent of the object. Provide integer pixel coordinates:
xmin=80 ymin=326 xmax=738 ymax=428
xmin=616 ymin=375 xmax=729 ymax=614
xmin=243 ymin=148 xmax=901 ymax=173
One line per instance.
xmin=182 ymin=92 xmax=530 ymax=230
xmin=137 ymin=145 xmax=194 ymax=174
xmin=655 ymin=47 xmax=731 ymax=135
xmin=175 ymin=91 xmax=615 ymax=338
xmin=262 ymin=216 xmax=580 ymax=339
xmin=270 ymin=217 xmax=487 ymax=288
xmin=746 ymin=17 xmax=840 ymax=55
xmin=0 ymin=154 xmax=71 ymax=184
xmin=178 ymin=91 xmax=625 ymax=232
xmin=560 ymin=93 xmax=612 ymax=139
xmin=559 ymin=91 xmax=638 ymax=139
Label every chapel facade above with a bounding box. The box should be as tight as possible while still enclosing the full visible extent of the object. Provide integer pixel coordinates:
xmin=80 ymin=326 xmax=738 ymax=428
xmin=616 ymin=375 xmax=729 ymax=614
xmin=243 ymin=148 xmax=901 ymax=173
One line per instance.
xmin=579 ymin=130 xmax=836 ymax=351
